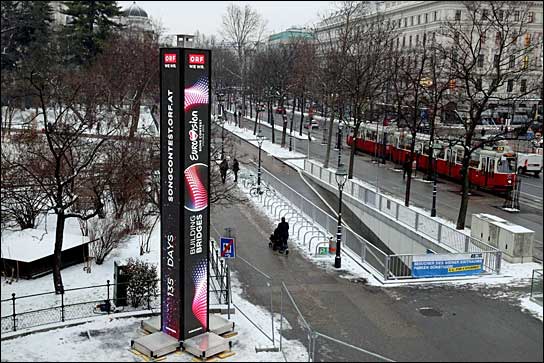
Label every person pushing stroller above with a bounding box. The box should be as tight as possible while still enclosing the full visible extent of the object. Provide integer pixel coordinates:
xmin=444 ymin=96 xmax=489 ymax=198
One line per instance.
xmin=269 ymin=217 xmax=289 ymax=254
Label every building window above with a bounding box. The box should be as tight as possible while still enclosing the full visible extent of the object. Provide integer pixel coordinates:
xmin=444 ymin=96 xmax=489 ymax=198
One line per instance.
xmin=498 ymin=10 xmax=504 ymax=21
xmin=514 ymin=11 xmax=520 ymax=21
xmin=480 ymin=33 xmax=486 ymax=45
xmin=404 ymin=18 xmax=407 ymax=27
xmin=409 ymin=35 xmax=412 ymax=47
xmin=520 ymin=79 xmax=527 ymax=93
xmin=454 ymin=32 xmax=459 ymax=44
xmin=507 ymin=80 xmax=513 ymax=92
xmin=528 ymin=12 xmax=534 ymax=23
xmin=423 ymin=33 xmax=427 ymax=46
xmin=478 ymin=54 xmax=484 ymax=67
xmin=398 ymin=18 xmax=401 ymax=28
xmin=523 ymin=55 xmax=529 ymax=69
xmin=482 ymin=9 xmax=488 ymax=20
xmin=509 ymin=55 xmax=515 ymax=68
xmin=524 ymin=33 xmax=531 ymax=47
xmin=411 ymin=16 xmax=414 ymax=26
xmin=402 ymin=36 xmax=406 ymax=47
xmin=455 ymin=10 xmax=461 ymax=21
xmin=494 ymin=54 xmax=500 ymax=68
xmin=495 ymin=32 xmax=501 ymax=44
xmin=397 ymin=37 xmax=400 ymax=48
xmin=434 ymin=11 xmax=437 ymax=21
xmin=476 ymin=78 xmax=482 ymax=91
xmin=416 ymin=34 xmax=419 ymax=44
xmin=425 ymin=13 xmax=428 ymax=23
xmin=418 ymin=15 xmax=421 ymax=25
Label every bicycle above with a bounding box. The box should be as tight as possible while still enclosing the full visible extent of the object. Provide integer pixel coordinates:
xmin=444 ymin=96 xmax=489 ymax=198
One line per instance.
xmin=249 ymin=183 xmax=275 ymax=197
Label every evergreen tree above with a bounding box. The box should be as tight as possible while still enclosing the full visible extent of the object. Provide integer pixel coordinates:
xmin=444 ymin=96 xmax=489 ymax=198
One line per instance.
xmin=61 ymin=1 xmax=123 ymax=65
xmin=1 ymin=1 xmax=53 ymax=72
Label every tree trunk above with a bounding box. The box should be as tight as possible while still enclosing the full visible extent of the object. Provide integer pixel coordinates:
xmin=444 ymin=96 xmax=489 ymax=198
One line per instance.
xmin=404 ymin=135 xmax=417 ymax=207
xmin=290 ymin=97 xmax=296 ymax=134
xmin=323 ymin=106 xmax=335 ymax=169
xmin=299 ymin=94 xmax=305 ymax=136
xmin=270 ymin=102 xmax=275 ymax=143
xmin=254 ymin=110 xmax=259 ymax=135
xmin=348 ymin=122 xmax=361 ymax=179
xmin=129 ymin=92 xmax=142 ymax=138
xmin=52 ymin=212 xmax=66 ymax=294
xmin=456 ymin=154 xmax=471 ymax=230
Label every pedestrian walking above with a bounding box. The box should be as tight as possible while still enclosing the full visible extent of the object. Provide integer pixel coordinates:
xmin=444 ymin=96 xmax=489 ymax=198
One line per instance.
xmin=220 ymin=158 xmax=229 ymax=184
xmin=403 ymin=159 xmax=410 ymax=180
xmin=232 ymin=158 xmax=240 ymax=182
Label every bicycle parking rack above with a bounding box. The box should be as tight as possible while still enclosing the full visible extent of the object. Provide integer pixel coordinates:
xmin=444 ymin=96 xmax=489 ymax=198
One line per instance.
xmin=303 ymin=226 xmax=323 ymax=246
xmin=308 ymin=232 xmax=328 ymax=252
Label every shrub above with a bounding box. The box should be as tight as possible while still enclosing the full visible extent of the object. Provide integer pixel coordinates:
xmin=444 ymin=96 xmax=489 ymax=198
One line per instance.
xmin=124 ymin=258 xmax=158 ymax=308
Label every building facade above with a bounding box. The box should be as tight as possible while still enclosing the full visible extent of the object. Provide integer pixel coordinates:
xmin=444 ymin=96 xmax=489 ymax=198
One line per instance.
xmin=268 ymin=27 xmax=315 ymax=45
xmin=315 ymin=1 xmax=543 ymax=115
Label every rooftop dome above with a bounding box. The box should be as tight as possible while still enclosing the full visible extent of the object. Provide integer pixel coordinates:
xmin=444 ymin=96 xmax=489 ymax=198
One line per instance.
xmin=123 ymin=2 xmax=148 ymax=18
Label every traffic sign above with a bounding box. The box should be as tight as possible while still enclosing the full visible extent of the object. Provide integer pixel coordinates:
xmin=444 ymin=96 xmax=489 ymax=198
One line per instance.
xmin=220 ymin=237 xmax=236 ymax=258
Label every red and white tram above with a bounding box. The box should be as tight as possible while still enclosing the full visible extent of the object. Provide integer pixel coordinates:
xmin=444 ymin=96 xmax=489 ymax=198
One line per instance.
xmin=347 ymin=124 xmax=517 ymax=192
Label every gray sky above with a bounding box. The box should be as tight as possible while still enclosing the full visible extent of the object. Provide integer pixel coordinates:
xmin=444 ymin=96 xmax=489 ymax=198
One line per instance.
xmin=119 ymin=1 xmax=334 ymax=37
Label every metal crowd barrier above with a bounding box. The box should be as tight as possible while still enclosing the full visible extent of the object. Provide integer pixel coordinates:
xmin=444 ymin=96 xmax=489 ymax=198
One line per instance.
xmin=303 ymin=159 xmax=502 ymax=276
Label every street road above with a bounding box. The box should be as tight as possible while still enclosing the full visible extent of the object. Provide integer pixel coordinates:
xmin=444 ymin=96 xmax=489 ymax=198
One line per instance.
xmin=223 ymin=109 xmax=544 ymax=261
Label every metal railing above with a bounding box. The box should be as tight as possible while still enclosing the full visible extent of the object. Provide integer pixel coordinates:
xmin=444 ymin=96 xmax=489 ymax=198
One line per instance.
xmin=530 ymin=269 xmax=543 ymax=306
xmin=1 ymin=280 xmax=160 ymax=334
xmin=210 ymin=238 xmax=232 ymax=319
xmin=1 ymin=240 xmax=232 ymax=334
xmin=304 ymin=159 xmax=502 ymax=276
xmin=279 ymin=282 xmax=396 ymax=362
xmin=239 ymin=164 xmax=390 ymax=280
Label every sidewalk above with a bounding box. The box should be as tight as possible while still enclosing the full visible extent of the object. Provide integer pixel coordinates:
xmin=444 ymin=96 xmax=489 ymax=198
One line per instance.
xmin=213 ymin=123 xmax=543 ymax=361
xmin=211 ymin=182 xmax=543 ymax=362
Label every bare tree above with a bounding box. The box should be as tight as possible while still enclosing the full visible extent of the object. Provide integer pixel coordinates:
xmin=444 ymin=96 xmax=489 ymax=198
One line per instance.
xmin=436 ymin=1 xmax=540 ymax=229
xmin=221 ymin=3 xmax=266 ymax=118
xmin=3 ymin=60 xmax=122 ymax=293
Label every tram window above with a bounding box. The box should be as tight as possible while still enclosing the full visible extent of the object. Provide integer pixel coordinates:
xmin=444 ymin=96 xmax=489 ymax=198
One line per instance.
xmin=436 ymin=148 xmax=445 ymax=159
xmin=497 ymin=157 xmax=515 ymax=173
xmin=455 ymin=149 xmax=464 ymax=164
xmin=470 ymin=154 xmax=480 ymax=168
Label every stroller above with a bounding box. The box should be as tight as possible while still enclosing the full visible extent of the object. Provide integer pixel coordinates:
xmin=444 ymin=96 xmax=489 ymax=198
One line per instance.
xmin=269 ymin=228 xmax=289 ymax=255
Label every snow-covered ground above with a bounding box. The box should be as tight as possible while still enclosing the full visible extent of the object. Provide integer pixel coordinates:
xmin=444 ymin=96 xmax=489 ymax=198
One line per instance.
xmin=223 ymin=122 xmax=308 ymax=160
xmin=1 ymin=274 xmax=307 ymax=362
xmin=1 ymin=216 xmax=308 ymax=361
xmin=235 ymin=163 xmax=543 ymax=322
xmin=224 ymin=109 xmax=314 ymax=141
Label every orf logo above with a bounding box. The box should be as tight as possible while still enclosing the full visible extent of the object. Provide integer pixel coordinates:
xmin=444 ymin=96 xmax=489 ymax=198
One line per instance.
xmin=189 ymin=130 xmax=199 ymax=141
xmin=188 ymin=54 xmax=205 ymax=65
xmin=164 ymin=53 xmax=177 ymax=64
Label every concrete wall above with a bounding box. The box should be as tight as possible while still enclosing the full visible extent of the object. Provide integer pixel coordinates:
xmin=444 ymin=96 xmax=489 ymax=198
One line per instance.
xmin=303 ymin=170 xmax=451 ymax=256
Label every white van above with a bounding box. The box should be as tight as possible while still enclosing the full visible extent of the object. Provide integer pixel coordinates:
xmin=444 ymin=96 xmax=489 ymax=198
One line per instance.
xmin=517 ymin=153 xmax=543 ymax=176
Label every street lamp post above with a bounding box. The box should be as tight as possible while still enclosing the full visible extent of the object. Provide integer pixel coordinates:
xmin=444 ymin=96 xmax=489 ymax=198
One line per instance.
xmin=430 ymin=143 xmax=440 ymax=217
xmin=337 ymin=122 xmax=344 ymax=168
xmin=334 ymin=163 xmax=348 ymax=268
xmin=257 ymin=129 xmax=265 ymax=194
xmin=217 ymin=93 xmax=225 ymax=159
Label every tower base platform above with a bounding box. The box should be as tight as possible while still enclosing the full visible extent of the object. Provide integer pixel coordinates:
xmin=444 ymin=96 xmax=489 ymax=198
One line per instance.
xmin=209 ymin=314 xmax=235 ymax=336
xmin=131 ymin=332 xmax=180 ymax=358
xmin=182 ymin=332 xmax=232 ymax=359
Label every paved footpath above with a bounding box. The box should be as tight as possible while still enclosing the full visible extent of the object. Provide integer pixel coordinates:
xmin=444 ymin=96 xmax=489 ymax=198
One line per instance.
xmin=211 ymin=138 xmax=543 ymax=362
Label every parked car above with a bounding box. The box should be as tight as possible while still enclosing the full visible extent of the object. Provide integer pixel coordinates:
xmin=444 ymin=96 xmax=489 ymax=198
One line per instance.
xmin=517 ymin=152 xmax=542 ymax=176
xmin=508 ymin=114 xmax=530 ymax=126
xmin=304 ymin=119 xmax=319 ymax=129
xmin=478 ymin=117 xmax=497 ymax=126
xmin=275 ymin=106 xmax=286 ymax=114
